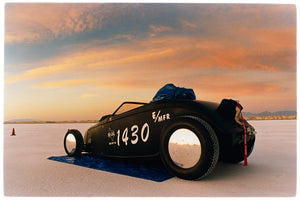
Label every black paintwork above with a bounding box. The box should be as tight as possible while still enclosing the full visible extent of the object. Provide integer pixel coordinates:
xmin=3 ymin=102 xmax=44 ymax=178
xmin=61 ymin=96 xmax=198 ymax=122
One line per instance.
xmin=82 ymin=99 xmax=256 ymax=159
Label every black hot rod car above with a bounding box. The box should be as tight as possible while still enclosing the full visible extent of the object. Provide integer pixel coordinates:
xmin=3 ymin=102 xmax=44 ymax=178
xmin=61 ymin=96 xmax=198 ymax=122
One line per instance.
xmin=64 ymin=84 xmax=256 ymax=180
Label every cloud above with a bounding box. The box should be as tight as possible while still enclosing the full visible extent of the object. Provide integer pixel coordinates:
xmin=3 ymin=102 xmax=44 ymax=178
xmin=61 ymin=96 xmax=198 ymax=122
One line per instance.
xmin=5 ymin=4 xmax=296 ymax=97
xmin=181 ymin=20 xmax=198 ymax=29
xmin=5 ymin=4 xmax=79 ymax=44
xmin=149 ymin=24 xmax=173 ymax=37
xmin=32 ymin=68 xmax=285 ymax=103
xmin=34 ymin=79 xmax=96 ymax=88
xmin=193 ymin=74 xmax=283 ymax=97
xmin=34 ymin=76 xmax=159 ymax=90
xmin=6 ymin=23 xmax=295 ymax=86
xmin=5 ymin=4 xmax=296 ymax=74
xmin=4 ymin=36 xmax=177 ymax=84
xmin=5 ymin=3 xmax=143 ymax=44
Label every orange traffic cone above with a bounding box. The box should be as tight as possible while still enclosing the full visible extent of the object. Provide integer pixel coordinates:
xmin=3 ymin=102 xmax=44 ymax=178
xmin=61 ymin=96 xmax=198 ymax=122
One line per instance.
xmin=11 ymin=128 xmax=16 ymax=136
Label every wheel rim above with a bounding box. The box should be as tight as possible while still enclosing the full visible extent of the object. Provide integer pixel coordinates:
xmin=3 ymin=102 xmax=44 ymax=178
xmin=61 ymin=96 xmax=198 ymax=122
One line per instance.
xmin=168 ymin=128 xmax=201 ymax=169
xmin=65 ymin=133 xmax=77 ymax=154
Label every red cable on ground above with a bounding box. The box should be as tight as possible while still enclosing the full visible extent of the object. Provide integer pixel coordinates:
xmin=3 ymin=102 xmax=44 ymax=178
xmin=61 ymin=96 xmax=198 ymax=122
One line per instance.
xmin=237 ymin=103 xmax=248 ymax=166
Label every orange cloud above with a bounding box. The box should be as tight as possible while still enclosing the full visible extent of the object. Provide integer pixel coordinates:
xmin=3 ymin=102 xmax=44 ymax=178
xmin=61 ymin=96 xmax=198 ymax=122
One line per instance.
xmin=5 ymin=4 xmax=296 ymax=75
xmin=5 ymin=61 xmax=76 ymax=84
xmin=6 ymin=27 xmax=295 ymax=86
xmin=5 ymin=3 xmax=142 ymax=44
xmin=190 ymin=74 xmax=283 ymax=97
xmin=34 ymin=76 xmax=159 ymax=90
xmin=34 ymin=79 xmax=96 ymax=88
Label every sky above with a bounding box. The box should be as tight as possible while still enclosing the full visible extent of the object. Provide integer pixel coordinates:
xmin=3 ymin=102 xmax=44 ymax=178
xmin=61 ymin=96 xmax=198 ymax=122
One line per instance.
xmin=3 ymin=3 xmax=297 ymax=121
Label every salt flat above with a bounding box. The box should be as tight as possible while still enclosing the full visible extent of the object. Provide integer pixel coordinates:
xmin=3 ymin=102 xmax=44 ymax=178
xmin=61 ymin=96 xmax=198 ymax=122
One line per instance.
xmin=2 ymin=120 xmax=297 ymax=197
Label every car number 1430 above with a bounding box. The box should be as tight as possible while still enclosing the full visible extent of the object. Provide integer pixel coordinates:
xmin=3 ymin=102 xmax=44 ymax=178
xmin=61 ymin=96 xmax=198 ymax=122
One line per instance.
xmin=111 ymin=123 xmax=150 ymax=147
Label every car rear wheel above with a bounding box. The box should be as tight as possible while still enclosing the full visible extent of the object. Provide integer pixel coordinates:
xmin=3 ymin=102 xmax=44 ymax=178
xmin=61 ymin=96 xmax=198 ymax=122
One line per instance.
xmin=221 ymin=135 xmax=255 ymax=163
xmin=160 ymin=116 xmax=219 ymax=180
xmin=64 ymin=129 xmax=83 ymax=157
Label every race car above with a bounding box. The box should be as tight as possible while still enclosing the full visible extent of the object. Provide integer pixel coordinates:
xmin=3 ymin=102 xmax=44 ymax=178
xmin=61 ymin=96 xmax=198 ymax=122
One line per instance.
xmin=63 ymin=84 xmax=256 ymax=180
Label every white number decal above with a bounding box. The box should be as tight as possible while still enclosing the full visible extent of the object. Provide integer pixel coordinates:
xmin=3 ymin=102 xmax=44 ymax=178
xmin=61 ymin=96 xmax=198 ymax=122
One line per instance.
xmin=131 ymin=125 xmax=139 ymax=144
xmin=122 ymin=128 xmax=129 ymax=146
xmin=116 ymin=130 xmax=120 ymax=146
xmin=141 ymin=123 xmax=150 ymax=142
xmin=113 ymin=123 xmax=150 ymax=147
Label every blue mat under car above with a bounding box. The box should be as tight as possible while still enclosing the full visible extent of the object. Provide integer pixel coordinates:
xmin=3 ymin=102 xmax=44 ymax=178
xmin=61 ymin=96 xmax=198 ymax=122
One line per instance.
xmin=48 ymin=155 xmax=173 ymax=182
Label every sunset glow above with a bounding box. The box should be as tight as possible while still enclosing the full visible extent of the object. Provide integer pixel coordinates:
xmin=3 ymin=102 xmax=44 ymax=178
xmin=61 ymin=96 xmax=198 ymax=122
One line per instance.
xmin=4 ymin=3 xmax=297 ymax=121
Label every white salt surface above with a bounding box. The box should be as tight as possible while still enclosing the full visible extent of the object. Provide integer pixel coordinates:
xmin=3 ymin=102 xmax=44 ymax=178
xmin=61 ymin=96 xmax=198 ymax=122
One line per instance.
xmin=2 ymin=120 xmax=297 ymax=197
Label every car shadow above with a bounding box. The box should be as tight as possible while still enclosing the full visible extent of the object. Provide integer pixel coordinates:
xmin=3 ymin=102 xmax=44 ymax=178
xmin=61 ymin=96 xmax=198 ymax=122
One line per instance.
xmin=80 ymin=153 xmax=253 ymax=181
xmin=204 ymin=161 xmax=251 ymax=181
xmin=101 ymin=157 xmax=251 ymax=181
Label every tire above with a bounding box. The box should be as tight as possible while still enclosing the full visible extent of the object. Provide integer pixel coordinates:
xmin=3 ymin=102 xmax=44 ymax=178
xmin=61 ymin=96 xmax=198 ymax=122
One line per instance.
xmin=160 ymin=116 xmax=219 ymax=180
xmin=221 ymin=135 xmax=255 ymax=163
xmin=64 ymin=129 xmax=84 ymax=157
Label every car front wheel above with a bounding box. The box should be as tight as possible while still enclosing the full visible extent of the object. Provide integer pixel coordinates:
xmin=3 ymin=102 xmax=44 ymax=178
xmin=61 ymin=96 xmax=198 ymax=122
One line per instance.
xmin=64 ymin=129 xmax=84 ymax=157
xmin=160 ymin=116 xmax=219 ymax=180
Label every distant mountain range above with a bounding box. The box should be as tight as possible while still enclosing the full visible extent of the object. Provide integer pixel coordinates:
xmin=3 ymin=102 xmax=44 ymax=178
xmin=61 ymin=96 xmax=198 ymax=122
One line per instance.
xmin=243 ymin=110 xmax=297 ymax=117
xmin=4 ymin=110 xmax=297 ymax=123
xmin=5 ymin=119 xmax=43 ymax=123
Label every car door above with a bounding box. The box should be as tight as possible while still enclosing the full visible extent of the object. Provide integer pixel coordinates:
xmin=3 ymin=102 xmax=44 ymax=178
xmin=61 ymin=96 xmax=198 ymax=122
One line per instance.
xmin=96 ymin=102 xmax=162 ymax=158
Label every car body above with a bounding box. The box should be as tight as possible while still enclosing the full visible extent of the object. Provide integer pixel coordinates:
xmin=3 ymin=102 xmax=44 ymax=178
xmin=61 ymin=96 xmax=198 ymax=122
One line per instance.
xmin=64 ymin=98 xmax=256 ymax=180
